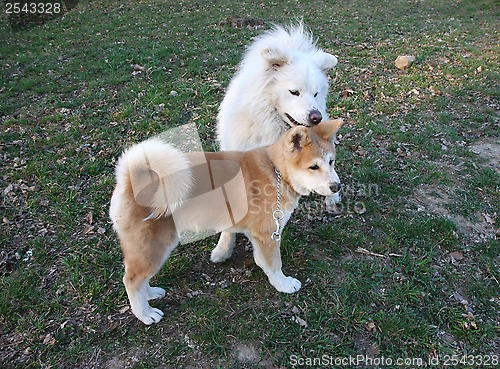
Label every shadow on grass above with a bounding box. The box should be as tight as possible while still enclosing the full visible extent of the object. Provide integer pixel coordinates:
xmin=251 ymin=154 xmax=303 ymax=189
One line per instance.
xmin=6 ymin=0 xmax=79 ymax=31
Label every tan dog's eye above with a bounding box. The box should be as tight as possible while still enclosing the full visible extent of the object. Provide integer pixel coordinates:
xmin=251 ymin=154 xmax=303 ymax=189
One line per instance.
xmin=309 ymin=164 xmax=320 ymax=170
xmin=329 ymin=159 xmax=334 ymax=166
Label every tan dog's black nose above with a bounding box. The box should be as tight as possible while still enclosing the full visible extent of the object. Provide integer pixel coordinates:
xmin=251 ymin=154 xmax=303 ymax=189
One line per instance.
xmin=308 ymin=109 xmax=322 ymax=125
xmin=330 ymin=182 xmax=342 ymax=193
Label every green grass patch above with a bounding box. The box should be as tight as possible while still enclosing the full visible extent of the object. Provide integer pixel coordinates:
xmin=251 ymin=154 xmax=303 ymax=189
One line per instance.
xmin=1 ymin=0 xmax=498 ymax=367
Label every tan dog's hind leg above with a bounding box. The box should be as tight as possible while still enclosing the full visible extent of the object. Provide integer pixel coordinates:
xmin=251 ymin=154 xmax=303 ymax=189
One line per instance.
xmin=211 ymin=232 xmax=236 ymax=263
xmin=121 ymin=218 xmax=178 ymax=325
xmin=247 ymin=233 xmax=301 ymax=293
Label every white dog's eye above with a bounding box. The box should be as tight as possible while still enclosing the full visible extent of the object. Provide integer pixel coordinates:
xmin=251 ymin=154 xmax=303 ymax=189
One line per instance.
xmin=314 ymin=92 xmax=318 ymax=97
xmin=289 ymin=90 xmax=300 ymax=96
xmin=309 ymin=164 xmax=320 ymax=171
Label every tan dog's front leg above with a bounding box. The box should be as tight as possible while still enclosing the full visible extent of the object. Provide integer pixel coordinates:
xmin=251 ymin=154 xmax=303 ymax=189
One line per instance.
xmin=247 ymin=233 xmax=301 ymax=293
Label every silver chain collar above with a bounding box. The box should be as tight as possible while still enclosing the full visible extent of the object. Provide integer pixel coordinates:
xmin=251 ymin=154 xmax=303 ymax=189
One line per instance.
xmin=271 ymin=168 xmax=284 ymax=241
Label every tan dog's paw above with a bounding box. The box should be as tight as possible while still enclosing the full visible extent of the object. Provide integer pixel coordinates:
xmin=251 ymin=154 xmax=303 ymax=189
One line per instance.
xmin=147 ymin=287 xmax=166 ymax=300
xmin=135 ymin=307 xmax=164 ymax=325
xmin=272 ymin=276 xmax=302 ymax=293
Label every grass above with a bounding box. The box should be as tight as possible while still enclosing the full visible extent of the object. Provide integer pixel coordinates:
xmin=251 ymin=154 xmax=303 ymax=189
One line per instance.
xmin=1 ymin=0 xmax=498 ymax=368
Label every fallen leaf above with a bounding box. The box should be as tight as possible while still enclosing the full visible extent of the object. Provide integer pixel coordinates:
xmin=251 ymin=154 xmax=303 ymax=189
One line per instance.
xmin=342 ymin=88 xmax=355 ymax=97
xmin=42 ymin=333 xmax=55 ymax=345
xmin=482 ymin=213 xmax=495 ymax=225
xmin=187 ymin=290 xmax=203 ymax=298
xmin=449 ymin=251 xmax=464 ymax=262
xmin=353 ymin=145 xmax=367 ymax=157
xmin=3 ymin=184 xmax=14 ymax=195
xmin=291 ymin=305 xmax=301 ymax=315
xmin=59 ymin=107 xmax=72 ymax=115
xmin=83 ymin=225 xmax=94 ymax=234
xmin=453 ymin=292 xmax=468 ymax=305
xmin=131 ymin=64 xmax=146 ymax=72
xmin=22 ymin=249 xmax=32 ymax=262
xmin=85 ymin=211 xmax=93 ymax=225
xmin=396 ymin=146 xmax=410 ymax=157
xmin=292 ymin=316 xmax=308 ymax=328
xmin=365 ymin=321 xmax=376 ymax=331
xmin=183 ymin=334 xmax=198 ymax=349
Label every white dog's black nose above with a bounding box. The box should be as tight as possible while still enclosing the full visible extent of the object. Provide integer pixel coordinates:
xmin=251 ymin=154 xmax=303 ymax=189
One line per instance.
xmin=308 ymin=109 xmax=322 ymax=125
xmin=330 ymin=182 xmax=342 ymax=193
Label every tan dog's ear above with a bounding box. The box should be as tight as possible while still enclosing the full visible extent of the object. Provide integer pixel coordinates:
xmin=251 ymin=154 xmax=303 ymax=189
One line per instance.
xmin=288 ymin=126 xmax=311 ymax=152
xmin=313 ymin=119 xmax=343 ymax=141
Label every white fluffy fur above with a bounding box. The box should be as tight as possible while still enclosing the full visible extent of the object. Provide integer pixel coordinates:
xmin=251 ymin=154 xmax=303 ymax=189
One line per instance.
xmin=113 ymin=139 xmax=193 ymax=218
xmin=217 ymin=22 xmax=338 ymax=151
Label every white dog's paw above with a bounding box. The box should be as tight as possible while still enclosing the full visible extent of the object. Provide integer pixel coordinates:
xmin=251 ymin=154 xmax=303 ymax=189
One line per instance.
xmin=211 ymin=234 xmax=235 ymax=263
xmin=210 ymin=247 xmax=232 ymax=263
xmin=271 ymin=276 xmax=302 ymax=294
xmin=331 ymin=191 xmax=342 ymax=204
xmin=147 ymin=287 xmax=166 ymax=300
xmin=136 ymin=307 xmax=164 ymax=325
xmin=325 ymin=192 xmax=342 ymax=212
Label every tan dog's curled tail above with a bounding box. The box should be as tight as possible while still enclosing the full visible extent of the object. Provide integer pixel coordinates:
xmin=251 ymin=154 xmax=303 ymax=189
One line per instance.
xmin=114 ymin=138 xmax=193 ymax=218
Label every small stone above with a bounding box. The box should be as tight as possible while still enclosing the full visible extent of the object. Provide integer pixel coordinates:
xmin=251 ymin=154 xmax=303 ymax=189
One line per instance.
xmin=395 ymin=55 xmax=416 ymax=70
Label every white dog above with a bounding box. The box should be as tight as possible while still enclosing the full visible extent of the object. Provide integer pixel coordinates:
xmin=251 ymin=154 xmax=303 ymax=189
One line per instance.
xmin=215 ymin=23 xmax=339 ymax=252
xmin=217 ymin=22 xmax=338 ymax=151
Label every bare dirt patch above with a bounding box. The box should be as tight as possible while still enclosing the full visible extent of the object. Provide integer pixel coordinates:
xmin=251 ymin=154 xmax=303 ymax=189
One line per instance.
xmin=413 ymin=186 xmax=495 ymax=242
xmin=411 ymin=138 xmax=499 ymax=242
xmin=470 ymin=138 xmax=500 ymax=170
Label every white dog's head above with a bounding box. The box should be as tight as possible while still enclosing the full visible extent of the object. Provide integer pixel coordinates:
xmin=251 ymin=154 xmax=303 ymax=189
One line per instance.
xmin=262 ymin=43 xmax=337 ymax=128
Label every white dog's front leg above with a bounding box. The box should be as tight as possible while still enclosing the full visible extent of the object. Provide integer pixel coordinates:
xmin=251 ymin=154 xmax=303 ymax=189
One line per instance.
xmin=211 ymin=232 xmax=236 ymax=263
xmin=248 ymin=234 xmax=301 ymax=293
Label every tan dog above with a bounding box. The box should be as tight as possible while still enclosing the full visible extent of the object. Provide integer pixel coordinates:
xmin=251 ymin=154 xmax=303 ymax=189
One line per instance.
xmin=110 ymin=120 xmax=343 ymax=324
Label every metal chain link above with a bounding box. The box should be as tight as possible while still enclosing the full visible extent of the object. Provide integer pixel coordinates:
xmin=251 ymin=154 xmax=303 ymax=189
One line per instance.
xmin=272 ymin=168 xmax=284 ymax=241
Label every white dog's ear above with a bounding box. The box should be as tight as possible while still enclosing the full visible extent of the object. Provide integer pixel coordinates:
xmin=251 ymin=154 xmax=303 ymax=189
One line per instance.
xmin=288 ymin=126 xmax=311 ymax=152
xmin=262 ymin=47 xmax=290 ymax=68
xmin=315 ymin=51 xmax=338 ymax=71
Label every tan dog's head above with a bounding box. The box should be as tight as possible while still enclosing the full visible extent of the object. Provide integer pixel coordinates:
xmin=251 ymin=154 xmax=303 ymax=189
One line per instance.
xmin=275 ymin=119 xmax=343 ymax=196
